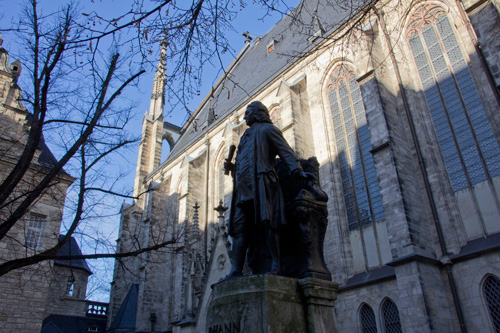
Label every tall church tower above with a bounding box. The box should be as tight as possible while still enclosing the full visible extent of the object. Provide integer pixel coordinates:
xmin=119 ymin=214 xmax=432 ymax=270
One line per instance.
xmin=133 ymin=39 xmax=167 ymax=199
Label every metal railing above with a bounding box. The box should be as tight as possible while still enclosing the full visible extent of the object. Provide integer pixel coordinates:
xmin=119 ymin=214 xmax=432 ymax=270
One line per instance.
xmin=86 ymin=300 xmax=109 ymax=317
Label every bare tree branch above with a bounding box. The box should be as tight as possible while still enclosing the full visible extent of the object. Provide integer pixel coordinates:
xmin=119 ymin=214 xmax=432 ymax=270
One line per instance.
xmin=0 ymin=238 xmax=178 ymax=276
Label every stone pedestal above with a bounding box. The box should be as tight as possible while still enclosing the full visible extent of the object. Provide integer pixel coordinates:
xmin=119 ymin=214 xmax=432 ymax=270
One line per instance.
xmin=207 ymin=274 xmax=338 ymax=333
xmin=298 ymin=277 xmax=339 ymax=333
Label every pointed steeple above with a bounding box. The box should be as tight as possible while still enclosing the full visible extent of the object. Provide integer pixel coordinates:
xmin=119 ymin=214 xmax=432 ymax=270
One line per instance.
xmin=133 ymin=38 xmax=168 ymax=199
xmin=148 ymin=37 xmax=167 ymax=119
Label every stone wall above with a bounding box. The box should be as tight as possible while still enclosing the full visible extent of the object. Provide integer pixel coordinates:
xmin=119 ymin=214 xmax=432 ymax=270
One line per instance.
xmin=44 ymin=266 xmax=89 ymax=318
xmin=0 ymin=263 xmax=52 ymax=331
xmin=453 ymin=251 xmax=500 ymax=332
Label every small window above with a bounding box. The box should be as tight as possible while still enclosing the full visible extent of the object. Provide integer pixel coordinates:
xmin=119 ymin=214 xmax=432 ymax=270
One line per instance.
xmin=66 ymin=275 xmax=75 ymax=296
xmin=381 ymin=298 xmax=402 ymax=333
xmin=269 ymin=106 xmax=282 ymax=129
xmin=25 ymin=215 xmax=45 ymax=249
xmin=483 ymin=275 xmax=500 ymax=332
xmin=360 ymin=303 xmax=378 ymax=333
xmin=216 ymin=147 xmax=227 ymax=205
xmin=267 ymin=39 xmax=277 ymax=54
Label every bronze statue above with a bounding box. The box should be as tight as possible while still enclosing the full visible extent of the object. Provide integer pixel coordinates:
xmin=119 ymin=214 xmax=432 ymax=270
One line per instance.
xmin=224 ymin=101 xmax=313 ymax=278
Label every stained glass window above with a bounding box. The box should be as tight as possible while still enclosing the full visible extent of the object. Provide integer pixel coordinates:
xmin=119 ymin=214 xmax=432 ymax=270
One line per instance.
xmin=328 ymin=65 xmax=385 ymax=231
xmin=217 ymin=149 xmax=227 ymax=205
xmin=269 ymin=106 xmax=282 ymax=129
xmin=218 ymin=166 xmax=224 ymax=204
xmin=408 ymin=9 xmax=500 ymax=192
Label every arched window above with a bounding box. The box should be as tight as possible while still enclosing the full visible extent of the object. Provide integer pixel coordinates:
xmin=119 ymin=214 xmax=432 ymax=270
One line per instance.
xmin=381 ymin=298 xmax=402 ymax=333
xmin=483 ymin=274 xmax=500 ymax=332
xmin=360 ymin=303 xmax=378 ymax=333
xmin=327 ymin=64 xmax=385 ymax=231
xmin=216 ymin=147 xmax=227 ymax=205
xmin=218 ymin=166 xmax=224 ymax=203
xmin=269 ymin=105 xmax=282 ymax=129
xmin=407 ymin=5 xmax=500 ymax=192
xmin=175 ymin=180 xmax=183 ymax=224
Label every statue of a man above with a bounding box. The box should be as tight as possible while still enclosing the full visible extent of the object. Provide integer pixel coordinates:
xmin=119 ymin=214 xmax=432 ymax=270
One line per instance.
xmin=224 ymin=101 xmax=312 ymax=278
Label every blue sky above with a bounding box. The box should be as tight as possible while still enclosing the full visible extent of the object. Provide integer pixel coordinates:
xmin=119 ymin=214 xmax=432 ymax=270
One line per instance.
xmin=0 ymin=0 xmax=300 ymax=301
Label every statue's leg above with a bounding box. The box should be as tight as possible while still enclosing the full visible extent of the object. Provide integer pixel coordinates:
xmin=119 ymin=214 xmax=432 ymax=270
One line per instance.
xmin=227 ymin=234 xmax=247 ymax=278
xmin=266 ymin=225 xmax=282 ymax=275
xmin=225 ymin=203 xmax=249 ymax=279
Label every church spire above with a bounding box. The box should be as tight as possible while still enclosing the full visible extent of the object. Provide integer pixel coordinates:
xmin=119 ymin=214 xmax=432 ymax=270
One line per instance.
xmin=148 ymin=37 xmax=167 ymax=119
xmin=133 ymin=38 xmax=168 ymax=198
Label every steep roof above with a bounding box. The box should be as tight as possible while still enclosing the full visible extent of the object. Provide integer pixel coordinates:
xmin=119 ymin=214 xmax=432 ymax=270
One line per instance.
xmin=54 ymin=235 xmax=93 ymax=275
xmin=159 ymin=0 xmax=356 ymax=170
xmin=25 ymin=110 xmax=73 ymax=178
xmin=38 ymin=135 xmax=60 ymax=169
xmin=108 ymin=282 xmax=139 ymax=332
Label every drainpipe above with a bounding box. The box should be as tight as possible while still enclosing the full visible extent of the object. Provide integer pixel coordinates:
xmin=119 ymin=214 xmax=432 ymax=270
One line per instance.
xmin=374 ymin=7 xmax=467 ymax=333
xmin=204 ymin=138 xmax=211 ymax=261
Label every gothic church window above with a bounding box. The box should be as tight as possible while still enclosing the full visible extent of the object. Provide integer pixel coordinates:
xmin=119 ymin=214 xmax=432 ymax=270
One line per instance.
xmin=216 ymin=147 xmax=227 ymax=205
xmin=484 ymin=274 xmax=500 ymax=332
xmin=25 ymin=214 xmax=45 ymax=249
xmin=146 ymin=189 xmax=154 ymax=219
xmin=269 ymin=105 xmax=282 ymax=129
xmin=327 ymin=64 xmax=385 ymax=231
xmin=408 ymin=5 xmax=500 ymax=192
xmin=174 ymin=179 xmax=186 ymax=234
xmin=381 ymin=298 xmax=403 ymax=333
xmin=166 ymin=189 xmax=180 ymax=239
xmin=218 ymin=167 xmax=224 ymax=204
xmin=360 ymin=303 xmax=378 ymax=333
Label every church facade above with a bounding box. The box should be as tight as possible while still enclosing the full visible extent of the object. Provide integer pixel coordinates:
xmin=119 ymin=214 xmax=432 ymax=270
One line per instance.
xmin=109 ymin=0 xmax=500 ymax=332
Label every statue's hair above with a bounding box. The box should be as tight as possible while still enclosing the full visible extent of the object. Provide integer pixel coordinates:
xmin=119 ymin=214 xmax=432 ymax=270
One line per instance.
xmin=247 ymin=101 xmax=273 ymax=124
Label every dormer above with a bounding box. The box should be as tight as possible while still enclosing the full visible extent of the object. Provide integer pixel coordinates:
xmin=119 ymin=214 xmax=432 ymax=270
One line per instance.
xmin=267 ymin=38 xmax=278 ymax=54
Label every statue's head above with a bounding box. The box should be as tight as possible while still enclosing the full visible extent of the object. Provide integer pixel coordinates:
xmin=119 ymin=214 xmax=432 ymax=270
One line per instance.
xmin=244 ymin=101 xmax=272 ymax=126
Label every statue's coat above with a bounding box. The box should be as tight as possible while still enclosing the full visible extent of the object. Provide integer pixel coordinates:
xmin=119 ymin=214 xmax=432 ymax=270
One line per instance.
xmin=229 ymin=122 xmax=302 ymax=233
